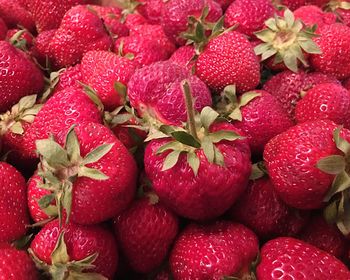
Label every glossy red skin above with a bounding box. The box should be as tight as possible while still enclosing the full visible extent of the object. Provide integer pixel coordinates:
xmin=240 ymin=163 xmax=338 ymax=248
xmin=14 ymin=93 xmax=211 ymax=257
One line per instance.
xmin=160 ymin=0 xmax=222 ymax=45
xmin=311 ymin=23 xmax=350 ymax=80
xmin=0 ymin=0 xmax=34 ymax=32
xmin=263 ymin=70 xmax=339 ymax=120
xmin=170 ymin=221 xmax=259 ymax=280
xmin=294 ymin=5 xmax=336 ymax=29
xmin=264 ymin=120 xmax=348 ymax=209
xmin=0 ymin=17 xmax=7 ymax=39
xmin=55 ymin=64 xmax=82 ymax=92
xmin=196 ymin=31 xmax=260 ymax=93
xmin=6 ymin=28 xmax=34 ymax=48
xmin=257 ymin=237 xmax=350 ymax=280
xmin=30 ymin=220 xmax=118 ymax=279
xmin=30 ymin=122 xmax=138 ymax=225
xmin=295 ymin=83 xmax=350 ymax=128
xmin=0 ymin=162 xmax=29 ymax=242
xmin=137 ymin=0 xmax=165 ymax=24
xmin=48 ymin=5 xmax=113 ymax=68
xmin=273 ymin=208 xmax=310 ymax=237
xmin=276 ymin=0 xmax=306 ymax=10
xmin=0 ymin=41 xmax=44 ymax=113
xmin=128 ymin=61 xmax=212 ymax=126
xmin=232 ymin=90 xmax=293 ymax=155
xmin=0 ymin=245 xmax=38 ymax=280
xmin=224 ymin=0 xmax=274 ymax=36
xmin=300 ymin=215 xmax=347 ymax=259
xmin=114 ymin=198 xmax=179 ymax=273
xmin=81 ymin=51 xmax=137 ymax=111
xmin=337 ymin=8 xmax=350 ymax=27
xmin=168 ymin=45 xmax=196 ymax=72
xmin=145 ymin=123 xmax=251 ymax=220
xmin=30 ymin=29 xmax=56 ymax=66
xmin=26 ymin=0 xmax=89 ymax=32
xmin=124 ymin=13 xmax=148 ymax=30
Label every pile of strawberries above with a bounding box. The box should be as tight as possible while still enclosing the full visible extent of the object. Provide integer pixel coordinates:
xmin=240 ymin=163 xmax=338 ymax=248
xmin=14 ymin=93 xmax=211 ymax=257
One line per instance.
xmin=2 ymin=0 xmax=350 ymax=279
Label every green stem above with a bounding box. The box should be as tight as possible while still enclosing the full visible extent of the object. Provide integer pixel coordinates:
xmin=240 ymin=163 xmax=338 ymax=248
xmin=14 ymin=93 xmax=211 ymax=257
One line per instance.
xmin=181 ymin=80 xmax=199 ymax=140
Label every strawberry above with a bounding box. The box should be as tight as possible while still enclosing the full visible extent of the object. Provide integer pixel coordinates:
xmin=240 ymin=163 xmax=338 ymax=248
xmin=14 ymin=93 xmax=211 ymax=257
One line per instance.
xmin=0 ymin=17 xmax=7 ymax=39
xmin=300 ymin=214 xmax=347 ymax=258
xmin=114 ymin=195 xmax=179 ymax=273
xmin=124 ymin=13 xmax=148 ymax=30
xmin=137 ymin=0 xmax=165 ymax=24
xmin=0 ymin=162 xmax=29 ymax=242
xmin=263 ymin=70 xmax=339 ymax=120
xmin=274 ymin=0 xmax=307 ymax=10
xmin=196 ymin=31 xmax=260 ymax=93
xmin=54 ymin=64 xmax=82 ymax=92
xmin=311 ymin=23 xmax=350 ymax=79
xmin=168 ymin=45 xmax=196 ymax=72
xmin=29 ymin=219 xmax=118 ymax=279
xmin=81 ymin=50 xmax=137 ymax=111
xmin=215 ymin=0 xmax=234 ymax=11
xmin=224 ymin=0 xmax=275 ymax=36
xmin=170 ymin=221 xmax=259 ymax=279
xmin=295 ymin=83 xmax=350 ymax=128
xmin=256 ymin=237 xmax=350 ymax=279
xmin=0 ymin=41 xmax=44 ymax=113
xmin=30 ymin=29 xmax=56 ymax=66
xmin=0 ymin=0 xmax=35 ymax=32
xmin=48 ymin=5 xmax=113 ymax=68
xmin=294 ymin=5 xmax=336 ymax=28
xmin=0 ymin=244 xmax=38 ymax=279
xmin=328 ymin=1 xmax=350 ymax=27
xmin=127 ymin=61 xmax=212 ymax=126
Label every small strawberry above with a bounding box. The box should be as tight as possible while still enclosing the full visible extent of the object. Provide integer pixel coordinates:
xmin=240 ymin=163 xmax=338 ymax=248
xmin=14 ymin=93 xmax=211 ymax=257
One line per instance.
xmin=29 ymin=219 xmax=118 ymax=279
xmin=294 ymin=5 xmax=336 ymax=28
xmin=168 ymin=45 xmax=196 ymax=72
xmin=30 ymin=29 xmax=56 ymax=66
xmin=54 ymin=64 xmax=82 ymax=92
xmin=137 ymin=0 xmax=165 ymax=24
xmin=0 ymin=0 xmax=35 ymax=32
xmin=295 ymin=83 xmax=350 ymax=128
xmin=0 ymin=41 xmax=44 ymax=113
xmin=170 ymin=221 xmax=259 ymax=280
xmin=0 ymin=17 xmax=7 ymax=39
xmin=0 ymin=162 xmax=30 ymax=242
xmin=114 ymin=195 xmax=179 ymax=273
xmin=124 ymin=13 xmax=148 ymax=29
xmin=256 ymin=237 xmax=350 ymax=279
xmin=224 ymin=0 xmax=275 ymax=36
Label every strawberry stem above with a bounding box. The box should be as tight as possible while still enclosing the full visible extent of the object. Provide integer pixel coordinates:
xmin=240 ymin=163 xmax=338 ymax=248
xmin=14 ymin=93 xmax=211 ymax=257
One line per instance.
xmin=181 ymin=80 xmax=199 ymax=141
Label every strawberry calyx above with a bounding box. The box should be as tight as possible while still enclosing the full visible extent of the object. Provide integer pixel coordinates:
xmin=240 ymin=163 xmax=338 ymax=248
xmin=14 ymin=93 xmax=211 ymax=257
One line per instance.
xmin=113 ymin=0 xmax=143 ymax=23
xmin=117 ymin=40 xmax=136 ymax=61
xmin=327 ymin=1 xmax=350 ymax=11
xmin=35 ymin=125 xmax=114 ymax=226
xmin=249 ymin=162 xmax=268 ymax=180
xmin=29 ymin=231 xmax=107 ymax=280
xmin=316 ymin=127 xmax=350 ymax=235
xmin=0 ymin=95 xmax=42 ymax=136
xmin=156 ymin=80 xmax=243 ymax=176
xmin=254 ymin=9 xmax=322 ymax=72
xmin=9 ymin=29 xmax=31 ymax=51
xmin=40 ymin=69 xmax=65 ymax=103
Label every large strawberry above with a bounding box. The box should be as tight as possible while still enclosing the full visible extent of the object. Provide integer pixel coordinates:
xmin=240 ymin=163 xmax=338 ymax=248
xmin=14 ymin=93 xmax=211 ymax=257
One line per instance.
xmin=114 ymin=195 xmax=179 ymax=273
xmin=29 ymin=219 xmax=118 ymax=279
xmin=0 ymin=41 xmax=44 ymax=113
xmin=256 ymin=237 xmax=350 ymax=279
xmin=0 ymin=162 xmax=29 ymax=242
xmin=48 ymin=5 xmax=113 ymax=68
xmin=170 ymin=221 xmax=259 ymax=280
xmin=294 ymin=5 xmax=336 ymax=28
xmin=0 ymin=0 xmax=34 ymax=32
xmin=0 ymin=17 xmax=7 ymax=39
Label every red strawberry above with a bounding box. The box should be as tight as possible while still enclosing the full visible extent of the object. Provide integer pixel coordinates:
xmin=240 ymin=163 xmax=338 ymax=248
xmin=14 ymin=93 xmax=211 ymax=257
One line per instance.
xmin=294 ymin=5 xmax=336 ymax=28
xmin=168 ymin=45 xmax=196 ymax=72
xmin=300 ymin=214 xmax=347 ymax=258
xmin=0 ymin=0 xmax=34 ymax=32
xmin=30 ymin=29 xmax=56 ymax=66
xmin=0 ymin=162 xmax=29 ymax=242
xmin=54 ymin=64 xmax=82 ymax=92
xmin=29 ymin=219 xmax=118 ymax=279
xmin=48 ymin=5 xmax=113 ymax=68
xmin=256 ymin=237 xmax=350 ymax=279
xmin=124 ymin=13 xmax=148 ymax=30
xmin=81 ymin=50 xmax=137 ymax=111
xmin=0 ymin=244 xmax=38 ymax=279
xmin=114 ymin=195 xmax=179 ymax=273
xmin=170 ymin=221 xmax=259 ymax=280
xmin=6 ymin=28 xmax=34 ymax=49
xmin=224 ymin=0 xmax=275 ymax=36
xmin=311 ymin=23 xmax=350 ymax=79
xmin=295 ymin=83 xmax=350 ymax=128
xmin=0 ymin=17 xmax=7 ymax=39
xmin=263 ymin=70 xmax=339 ymax=120
xmin=196 ymin=31 xmax=260 ymax=93
xmin=137 ymin=0 xmax=165 ymax=24
xmin=0 ymin=41 xmax=44 ymax=113
xmin=331 ymin=1 xmax=350 ymax=27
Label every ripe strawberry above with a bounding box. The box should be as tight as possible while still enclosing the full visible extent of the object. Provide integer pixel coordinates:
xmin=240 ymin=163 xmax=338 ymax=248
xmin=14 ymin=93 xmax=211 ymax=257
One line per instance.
xmin=305 ymin=0 xmax=329 ymax=6
xmin=0 ymin=41 xmax=44 ymax=113
xmin=295 ymin=83 xmax=350 ymax=128
xmin=300 ymin=214 xmax=347 ymax=258
xmin=30 ymin=29 xmax=56 ymax=66
xmin=81 ymin=50 xmax=137 ymax=111
xmin=215 ymin=0 xmax=234 ymax=11
xmin=48 ymin=5 xmax=113 ymax=68
xmin=0 ymin=244 xmax=38 ymax=279
xmin=137 ymin=0 xmax=165 ymax=24
xmin=0 ymin=17 xmax=7 ymax=39
xmin=0 ymin=162 xmax=29 ymax=242
xmin=256 ymin=237 xmax=350 ymax=279
xmin=0 ymin=0 xmax=34 ymax=32
xmin=263 ymin=70 xmax=339 ymax=120
xmin=224 ymin=0 xmax=274 ymax=36
xmin=54 ymin=64 xmax=82 ymax=92
xmin=311 ymin=23 xmax=350 ymax=79
xmin=124 ymin=13 xmax=148 ymax=30
xmin=168 ymin=45 xmax=196 ymax=72
xmin=294 ymin=5 xmax=336 ymax=28
xmin=29 ymin=219 xmax=118 ymax=279
xmin=196 ymin=31 xmax=260 ymax=93
xmin=114 ymin=195 xmax=179 ymax=273
xmin=170 ymin=221 xmax=259 ymax=279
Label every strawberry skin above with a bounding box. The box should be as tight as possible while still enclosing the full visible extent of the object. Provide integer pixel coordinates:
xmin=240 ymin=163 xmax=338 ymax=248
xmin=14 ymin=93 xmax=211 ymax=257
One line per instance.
xmin=137 ymin=0 xmax=165 ymax=24
xmin=30 ymin=219 xmax=118 ymax=279
xmin=55 ymin=64 xmax=82 ymax=92
xmin=114 ymin=197 xmax=179 ymax=273
xmin=294 ymin=5 xmax=336 ymax=29
xmin=170 ymin=221 xmax=259 ymax=280
xmin=275 ymin=0 xmax=306 ymax=10
xmin=0 ymin=17 xmax=7 ymax=39
xmin=144 ymin=123 xmax=251 ymax=220
xmin=196 ymin=31 xmax=260 ymax=93
xmin=257 ymin=237 xmax=350 ymax=279
xmin=295 ymin=83 xmax=350 ymax=128
xmin=30 ymin=29 xmax=56 ymax=66
xmin=168 ymin=45 xmax=196 ymax=72
xmin=0 ymin=41 xmax=44 ymax=113
xmin=0 ymin=0 xmax=34 ymax=32
xmin=0 ymin=162 xmax=29 ymax=242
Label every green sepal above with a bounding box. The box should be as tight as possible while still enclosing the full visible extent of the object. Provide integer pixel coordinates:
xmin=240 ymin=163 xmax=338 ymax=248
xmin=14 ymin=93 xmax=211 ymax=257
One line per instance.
xmin=208 ymin=130 xmax=242 ymax=143
xmin=38 ymin=193 xmax=56 ymax=209
xmin=333 ymin=127 xmax=350 ymax=155
xmin=202 ymin=136 xmax=215 ymax=163
xmin=65 ymin=125 xmax=81 ymax=164
xmin=162 ymin=150 xmax=182 ymax=171
xmin=200 ymin=106 xmax=219 ymax=131
xmin=40 ymin=70 xmax=63 ymax=103
xmin=113 ymin=81 xmax=127 ymax=102
xmin=323 ymin=171 xmax=350 ymax=202
xmin=78 ymin=166 xmax=109 ymax=180
xmin=187 ymin=152 xmax=200 ymax=176
xmin=82 ymin=143 xmax=114 ymax=165
xmin=36 ymin=138 xmax=70 ymax=169
xmin=79 ymin=82 xmax=104 ymax=112
xmin=12 ymin=234 xmax=34 ymax=250
xmin=316 ymin=155 xmax=346 ymax=175
xmin=250 ymin=162 xmax=268 ymax=180
xmin=51 ymin=232 xmax=70 ymax=265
